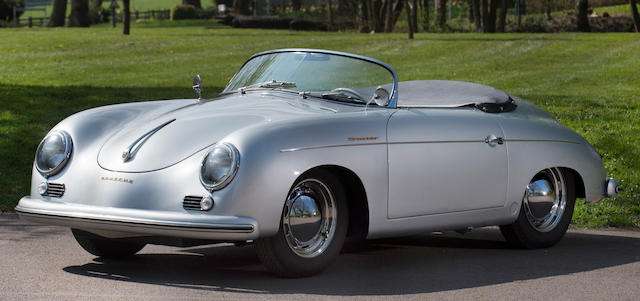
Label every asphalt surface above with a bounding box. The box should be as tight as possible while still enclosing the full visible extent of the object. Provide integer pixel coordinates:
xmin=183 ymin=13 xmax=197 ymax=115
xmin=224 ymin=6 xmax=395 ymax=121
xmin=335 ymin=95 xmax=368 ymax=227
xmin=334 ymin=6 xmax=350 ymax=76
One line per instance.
xmin=1 ymin=213 xmax=639 ymax=301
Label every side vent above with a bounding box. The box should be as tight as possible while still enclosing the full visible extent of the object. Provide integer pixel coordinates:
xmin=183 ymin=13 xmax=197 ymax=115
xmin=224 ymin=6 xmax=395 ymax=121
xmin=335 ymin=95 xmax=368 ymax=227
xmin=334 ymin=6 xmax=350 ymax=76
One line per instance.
xmin=45 ymin=183 xmax=65 ymax=197
xmin=183 ymin=196 xmax=204 ymax=210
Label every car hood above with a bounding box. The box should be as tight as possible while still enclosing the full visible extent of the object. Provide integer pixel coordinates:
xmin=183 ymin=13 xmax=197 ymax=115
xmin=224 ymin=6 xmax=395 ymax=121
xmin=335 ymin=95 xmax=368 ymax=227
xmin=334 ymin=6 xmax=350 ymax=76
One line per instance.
xmin=97 ymin=92 xmax=336 ymax=173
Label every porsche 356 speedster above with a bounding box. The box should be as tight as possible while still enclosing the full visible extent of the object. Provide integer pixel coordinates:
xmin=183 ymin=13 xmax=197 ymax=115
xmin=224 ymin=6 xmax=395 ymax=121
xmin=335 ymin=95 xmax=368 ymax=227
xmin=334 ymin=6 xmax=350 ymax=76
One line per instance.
xmin=16 ymin=49 xmax=620 ymax=277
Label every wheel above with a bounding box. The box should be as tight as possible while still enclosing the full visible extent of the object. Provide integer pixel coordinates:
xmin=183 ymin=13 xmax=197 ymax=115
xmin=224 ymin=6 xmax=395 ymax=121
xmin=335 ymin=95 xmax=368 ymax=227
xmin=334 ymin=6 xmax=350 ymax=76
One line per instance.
xmin=500 ymin=167 xmax=576 ymax=249
xmin=71 ymin=229 xmax=146 ymax=258
xmin=255 ymin=170 xmax=348 ymax=277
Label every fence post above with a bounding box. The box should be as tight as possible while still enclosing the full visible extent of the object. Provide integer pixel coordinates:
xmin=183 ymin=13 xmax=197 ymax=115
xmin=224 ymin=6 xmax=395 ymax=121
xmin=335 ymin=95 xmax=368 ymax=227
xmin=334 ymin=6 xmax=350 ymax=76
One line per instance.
xmin=152 ymin=10 xmax=155 ymax=18
xmin=135 ymin=10 xmax=139 ymax=19
xmin=28 ymin=16 xmax=33 ymax=27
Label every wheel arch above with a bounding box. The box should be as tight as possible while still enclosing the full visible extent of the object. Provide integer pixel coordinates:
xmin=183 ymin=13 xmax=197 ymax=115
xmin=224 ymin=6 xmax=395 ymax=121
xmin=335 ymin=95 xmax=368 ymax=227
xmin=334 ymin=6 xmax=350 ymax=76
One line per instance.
xmin=297 ymin=165 xmax=369 ymax=238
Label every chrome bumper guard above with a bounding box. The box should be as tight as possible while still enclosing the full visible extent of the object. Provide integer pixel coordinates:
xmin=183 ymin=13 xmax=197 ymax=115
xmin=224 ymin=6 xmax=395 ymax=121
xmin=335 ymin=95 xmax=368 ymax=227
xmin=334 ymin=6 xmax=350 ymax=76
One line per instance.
xmin=15 ymin=196 xmax=258 ymax=241
xmin=605 ymin=177 xmax=621 ymax=199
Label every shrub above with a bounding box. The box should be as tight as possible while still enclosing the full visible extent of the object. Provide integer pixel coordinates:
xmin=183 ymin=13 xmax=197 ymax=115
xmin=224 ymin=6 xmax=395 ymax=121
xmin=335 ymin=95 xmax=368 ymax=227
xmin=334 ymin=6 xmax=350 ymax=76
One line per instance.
xmin=232 ymin=15 xmax=292 ymax=29
xmin=88 ymin=6 xmax=111 ymax=25
xmin=171 ymin=4 xmax=197 ymax=21
xmin=290 ymin=18 xmax=327 ymax=31
xmin=196 ymin=6 xmax=217 ymax=19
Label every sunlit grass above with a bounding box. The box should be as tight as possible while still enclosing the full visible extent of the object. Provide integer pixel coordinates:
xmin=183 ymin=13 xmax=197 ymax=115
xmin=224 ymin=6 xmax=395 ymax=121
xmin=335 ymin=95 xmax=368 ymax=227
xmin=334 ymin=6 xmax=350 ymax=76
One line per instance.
xmin=1 ymin=21 xmax=638 ymax=228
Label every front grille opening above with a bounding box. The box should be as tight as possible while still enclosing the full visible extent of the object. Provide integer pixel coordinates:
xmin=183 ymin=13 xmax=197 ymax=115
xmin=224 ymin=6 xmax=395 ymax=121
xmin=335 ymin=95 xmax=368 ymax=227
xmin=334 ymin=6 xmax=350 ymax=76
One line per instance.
xmin=183 ymin=195 xmax=204 ymax=210
xmin=45 ymin=183 xmax=65 ymax=197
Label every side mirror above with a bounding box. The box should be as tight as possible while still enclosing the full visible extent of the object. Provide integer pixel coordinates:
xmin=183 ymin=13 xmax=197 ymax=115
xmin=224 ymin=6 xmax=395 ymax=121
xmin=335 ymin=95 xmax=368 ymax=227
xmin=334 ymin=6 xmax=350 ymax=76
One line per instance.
xmin=372 ymin=87 xmax=390 ymax=107
xmin=193 ymin=74 xmax=202 ymax=100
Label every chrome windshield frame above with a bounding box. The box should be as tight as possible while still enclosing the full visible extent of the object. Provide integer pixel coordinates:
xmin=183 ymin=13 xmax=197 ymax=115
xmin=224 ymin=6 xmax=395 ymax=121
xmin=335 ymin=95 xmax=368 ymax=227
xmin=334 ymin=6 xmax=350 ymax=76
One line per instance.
xmin=223 ymin=48 xmax=399 ymax=109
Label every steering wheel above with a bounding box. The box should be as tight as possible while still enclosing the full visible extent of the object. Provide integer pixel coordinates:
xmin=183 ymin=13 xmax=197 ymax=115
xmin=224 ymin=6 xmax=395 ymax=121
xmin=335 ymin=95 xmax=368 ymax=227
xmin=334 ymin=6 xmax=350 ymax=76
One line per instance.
xmin=330 ymin=88 xmax=365 ymax=100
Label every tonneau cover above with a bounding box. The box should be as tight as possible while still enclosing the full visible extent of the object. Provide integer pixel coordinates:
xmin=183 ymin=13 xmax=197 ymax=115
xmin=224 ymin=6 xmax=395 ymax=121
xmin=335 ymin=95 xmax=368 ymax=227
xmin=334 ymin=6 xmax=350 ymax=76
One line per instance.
xmin=397 ymin=80 xmax=512 ymax=109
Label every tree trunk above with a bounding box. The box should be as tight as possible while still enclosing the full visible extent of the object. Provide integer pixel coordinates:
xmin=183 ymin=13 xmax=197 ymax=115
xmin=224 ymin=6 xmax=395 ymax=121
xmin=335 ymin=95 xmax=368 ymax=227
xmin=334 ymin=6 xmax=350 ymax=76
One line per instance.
xmin=234 ymin=0 xmax=251 ymax=15
xmin=437 ymin=0 xmax=446 ymax=28
xmin=472 ymin=0 xmax=480 ymax=31
xmin=406 ymin=0 xmax=413 ymax=38
xmin=497 ymin=0 xmax=506 ymax=32
xmin=576 ymin=0 xmax=590 ymax=32
xmin=69 ymin=0 xmax=90 ymax=27
xmin=91 ymin=0 xmax=102 ymax=9
xmin=545 ymin=0 xmax=552 ymax=20
xmin=630 ymin=0 xmax=640 ymax=32
xmin=422 ymin=0 xmax=429 ymax=31
xmin=411 ymin=0 xmax=418 ymax=33
xmin=467 ymin=0 xmax=474 ymax=22
xmin=328 ymin=0 xmax=333 ymax=29
xmin=123 ymin=0 xmax=130 ymax=35
xmin=291 ymin=0 xmax=301 ymax=11
xmin=384 ymin=0 xmax=393 ymax=32
xmin=183 ymin=0 xmax=202 ymax=8
xmin=481 ymin=0 xmax=488 ymax=32
xmin=487 ymin=0 xmax=498 ymax=32
xmin=48 ymin=0 xmax=67 ymax=27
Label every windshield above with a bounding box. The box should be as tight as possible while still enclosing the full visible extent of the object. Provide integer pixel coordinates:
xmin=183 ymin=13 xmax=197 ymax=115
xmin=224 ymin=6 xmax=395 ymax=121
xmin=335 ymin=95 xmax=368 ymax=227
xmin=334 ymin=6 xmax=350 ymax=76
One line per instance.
xmin=223 ymin=51 xmax=395 ymax=105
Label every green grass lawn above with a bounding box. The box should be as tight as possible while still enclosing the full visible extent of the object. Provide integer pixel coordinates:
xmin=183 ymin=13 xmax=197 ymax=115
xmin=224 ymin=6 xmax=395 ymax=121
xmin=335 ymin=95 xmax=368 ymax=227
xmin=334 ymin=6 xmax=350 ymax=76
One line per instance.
xmin=1 ymin=20 xmax=639 ymax=228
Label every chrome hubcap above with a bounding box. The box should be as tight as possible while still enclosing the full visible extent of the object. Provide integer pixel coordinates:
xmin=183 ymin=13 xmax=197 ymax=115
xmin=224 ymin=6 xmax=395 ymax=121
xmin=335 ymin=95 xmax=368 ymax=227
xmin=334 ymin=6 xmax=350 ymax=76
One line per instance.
xmin=523 ymin=168 xmax=567 ymax=232
xmin=283 ymin=179 xmax=337 ymax=258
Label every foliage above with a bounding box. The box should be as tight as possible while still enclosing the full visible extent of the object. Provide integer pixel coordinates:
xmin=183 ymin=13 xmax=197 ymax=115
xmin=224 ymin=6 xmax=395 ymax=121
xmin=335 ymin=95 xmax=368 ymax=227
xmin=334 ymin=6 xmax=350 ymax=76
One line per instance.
xmin=170 ymin=4 xmax=197 ymax=20
xmin=0 ymin=0 xmax=25 ymax=22
xmin=0 ymin=23 xmax=638 ymax=229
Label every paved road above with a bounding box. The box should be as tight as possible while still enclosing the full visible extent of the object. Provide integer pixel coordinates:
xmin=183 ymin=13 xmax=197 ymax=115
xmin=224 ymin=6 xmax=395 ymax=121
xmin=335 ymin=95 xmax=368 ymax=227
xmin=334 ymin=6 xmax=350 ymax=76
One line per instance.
xmin=1 ymin=213 xmax=639 ymax=300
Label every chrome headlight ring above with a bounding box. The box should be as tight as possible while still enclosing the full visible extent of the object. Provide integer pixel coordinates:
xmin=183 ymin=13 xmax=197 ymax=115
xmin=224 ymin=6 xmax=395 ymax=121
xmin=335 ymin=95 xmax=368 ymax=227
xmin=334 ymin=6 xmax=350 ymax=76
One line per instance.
xmin=35 ymin=130 xmax=73 ymax=178
xmin=199 ymin=143 xmax=240 ymax=191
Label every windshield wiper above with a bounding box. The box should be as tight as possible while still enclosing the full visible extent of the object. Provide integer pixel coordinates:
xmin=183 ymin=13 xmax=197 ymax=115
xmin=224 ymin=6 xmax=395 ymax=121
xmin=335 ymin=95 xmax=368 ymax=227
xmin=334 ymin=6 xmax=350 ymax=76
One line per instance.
xmin=305 ymin=92 xmax=365 ymax=104
xmin=239 ymin=80 xmax=297 ymax=93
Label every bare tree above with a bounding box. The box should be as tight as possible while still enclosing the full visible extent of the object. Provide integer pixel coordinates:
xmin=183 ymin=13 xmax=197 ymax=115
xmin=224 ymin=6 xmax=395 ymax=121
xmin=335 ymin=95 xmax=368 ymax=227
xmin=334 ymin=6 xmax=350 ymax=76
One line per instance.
xmin=631 ymin=0 xmax=640 ymax=32
xmin=291 ymin=0 xmax=301 ymax=11
xmin=487 ymin=0 xmax=498 ymax=32
xmin=472 ymin=0 xmax=480 ymax=31
xmin=422 ymin=0 xmax=430 ymax=31
xmin=576 ymin=0 xmax=590 ymax=32
xmin=411 ymin=0 xmax=418 ymax=33
xmin=48 ymin=0 xmax=67 ymax=27
xmin=233 ymin=0 xmax=251 ymax=15
xmin=69 ymin=0 xmax=90 ymax=27
xmin=328 ymin=0 xmax=333 ymax=29
xmin=406 ymin=0 xmax=413 ymax=38
xmin=123 ymin=0 xmax=130 ymax=35
xmin=481 ymin=0 xmax=488 ymax=32
xmin=545 ymin=0 xmax=552 ymax=20
xmin=497 ymin=0 xmax=507 ymax=32
xmin=437 ymin=0 xmax=446 ymax=28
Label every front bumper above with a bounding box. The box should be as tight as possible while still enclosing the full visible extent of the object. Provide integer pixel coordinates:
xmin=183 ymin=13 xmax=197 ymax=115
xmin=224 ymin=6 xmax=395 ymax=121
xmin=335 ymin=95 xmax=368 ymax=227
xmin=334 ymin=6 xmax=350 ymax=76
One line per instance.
xmin=15 ymin=196 xmax=259 ymax=241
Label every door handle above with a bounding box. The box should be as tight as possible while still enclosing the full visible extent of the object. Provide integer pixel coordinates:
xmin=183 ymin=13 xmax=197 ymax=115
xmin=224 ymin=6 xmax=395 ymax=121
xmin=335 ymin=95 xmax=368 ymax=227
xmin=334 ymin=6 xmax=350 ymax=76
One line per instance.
xmin=485 ymin=135 xmax=504 ymax=145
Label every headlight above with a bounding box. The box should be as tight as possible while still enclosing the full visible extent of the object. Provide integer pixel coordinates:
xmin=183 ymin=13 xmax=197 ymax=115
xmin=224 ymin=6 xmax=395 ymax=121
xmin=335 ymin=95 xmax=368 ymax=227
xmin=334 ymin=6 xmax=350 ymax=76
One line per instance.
xmin=35 ymin=130 xmax=73 ymax=177
xmin=200 ymin=143 xmax=239 ymax=191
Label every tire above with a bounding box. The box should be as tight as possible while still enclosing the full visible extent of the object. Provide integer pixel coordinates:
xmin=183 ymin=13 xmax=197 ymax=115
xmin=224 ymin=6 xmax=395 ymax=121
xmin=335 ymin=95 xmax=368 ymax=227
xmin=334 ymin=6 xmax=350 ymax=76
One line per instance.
xmin=255 ymin=170 xmax=348 ymax=277
xmin=71 ymin=229 xmax=146 ymax=258
xmin=500 ymin=167 xmax=576 ymax=249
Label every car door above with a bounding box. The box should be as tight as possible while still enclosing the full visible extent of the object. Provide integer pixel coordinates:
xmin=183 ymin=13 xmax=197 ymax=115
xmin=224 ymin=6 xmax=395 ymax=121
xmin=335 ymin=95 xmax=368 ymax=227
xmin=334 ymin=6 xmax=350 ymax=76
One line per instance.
xmin=387 ymin=108 xmax=507 ymax=219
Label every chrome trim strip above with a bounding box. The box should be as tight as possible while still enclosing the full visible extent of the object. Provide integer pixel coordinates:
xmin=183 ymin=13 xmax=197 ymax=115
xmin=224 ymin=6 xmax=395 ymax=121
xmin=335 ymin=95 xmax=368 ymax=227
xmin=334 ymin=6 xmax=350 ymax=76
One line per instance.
xmin=122 ymin=118 xmax=176 ymax=162
xmin=15 ymin=207 xmax=255 ymax=233
xmin=280 ymin=139 xmax=578 ymax=153
xmin=504 ymin=139 xmax=580 ymax=145
xmin=280 ymin=142 xmax=387 ymax=152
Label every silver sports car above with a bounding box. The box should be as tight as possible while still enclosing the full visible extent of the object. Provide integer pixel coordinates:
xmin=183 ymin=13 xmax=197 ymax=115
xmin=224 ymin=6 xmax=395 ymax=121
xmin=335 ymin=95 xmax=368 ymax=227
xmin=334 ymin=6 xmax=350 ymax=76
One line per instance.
xmin=16 ymin=49 xmax=620 ymax=277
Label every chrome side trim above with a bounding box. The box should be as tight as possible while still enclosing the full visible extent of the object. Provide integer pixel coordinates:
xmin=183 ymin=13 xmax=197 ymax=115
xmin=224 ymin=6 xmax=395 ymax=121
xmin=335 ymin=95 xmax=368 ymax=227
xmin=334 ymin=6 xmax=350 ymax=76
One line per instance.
xmin=15 ymin=207 xmax=255 ymax=233
xmin=280 ymin=142 xmax=387 ymax=152
xmin=279 ymin=139 xmax=578 ymax=153
xmin=503 ymin=139 xmax=580 ymax=145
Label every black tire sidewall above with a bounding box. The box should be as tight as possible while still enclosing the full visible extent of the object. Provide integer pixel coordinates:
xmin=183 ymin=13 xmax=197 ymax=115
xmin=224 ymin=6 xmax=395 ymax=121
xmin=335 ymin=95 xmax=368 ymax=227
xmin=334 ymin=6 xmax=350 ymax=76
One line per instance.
xmin=256 ymin=169 xmax=349 ymax=277
xmin=501 ymin=170 xmax=577 ymax=249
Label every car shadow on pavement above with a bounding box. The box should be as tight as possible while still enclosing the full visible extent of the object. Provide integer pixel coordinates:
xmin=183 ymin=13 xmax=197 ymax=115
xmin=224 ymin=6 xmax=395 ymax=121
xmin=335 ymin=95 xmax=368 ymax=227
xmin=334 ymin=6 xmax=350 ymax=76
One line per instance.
xmin=63 ymin=228 xmax=640 ymax=296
